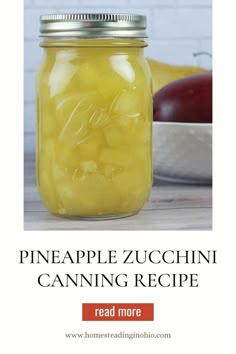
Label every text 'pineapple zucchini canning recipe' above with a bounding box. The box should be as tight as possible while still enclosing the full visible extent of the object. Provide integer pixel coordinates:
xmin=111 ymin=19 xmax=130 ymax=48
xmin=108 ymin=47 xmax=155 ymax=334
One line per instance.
xmin=36 ymin=13 xmax=153 ymax=219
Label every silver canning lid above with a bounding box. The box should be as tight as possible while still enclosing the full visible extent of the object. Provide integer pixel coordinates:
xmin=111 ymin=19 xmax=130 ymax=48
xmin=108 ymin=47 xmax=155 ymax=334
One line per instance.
xmin=40 ymin=13 xmax=147 ymax=38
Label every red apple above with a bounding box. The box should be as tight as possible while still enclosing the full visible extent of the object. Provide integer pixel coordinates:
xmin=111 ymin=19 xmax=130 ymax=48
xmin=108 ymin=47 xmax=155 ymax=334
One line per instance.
xmin=153 ymin=72 xmax=212 ymax=123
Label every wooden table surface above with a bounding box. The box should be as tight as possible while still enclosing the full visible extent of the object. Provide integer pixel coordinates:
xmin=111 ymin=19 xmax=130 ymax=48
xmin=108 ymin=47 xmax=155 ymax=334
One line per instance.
xmin=24 ymin=154 xmax=212 ymax=231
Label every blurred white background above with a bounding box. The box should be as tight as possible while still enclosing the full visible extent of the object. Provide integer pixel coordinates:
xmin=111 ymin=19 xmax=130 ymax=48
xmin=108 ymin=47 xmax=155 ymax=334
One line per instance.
xmin=24 ymin=0 xmax=212 ymax=152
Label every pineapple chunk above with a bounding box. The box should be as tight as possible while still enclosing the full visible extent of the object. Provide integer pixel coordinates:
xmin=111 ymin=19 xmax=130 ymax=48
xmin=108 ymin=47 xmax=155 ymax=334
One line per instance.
xmin=100 ymin=148 xmax=131 ymax=167
xmin=79 ymin=130 xmax=103 ymax=159
xmin=111 ymin=90 xmax=141 ymax=117
xmin=95 ymin=57 xmax=129 ymax=99
xmin=78 ymin=62 xmax=98 ymax=89
xmin=56 ymin=144 xmax=81 ymax=170
xmin=79 ymin=143 xmax=97 ymax=160
xmin=88 ymin=108 xmax=110 ymax=129
xmin=49 ymin=56 xmax=77 ymax=97
xmin=112 ymin=165 xmax=150 ymax=211
xmin=110 ymin=55 xmax=135 ymax=83
xmin=103 ymin=125 xmax=123 ymax=147
xmin=80 ymin=160 xmax=97 ymax=173
xmin=38 ymin=167 xmax=58 ymax=213
xmin=40 ymin=138 xmax=55 ymax=169
xmin=101 ymin=164 xmax=120 ymax=179
xmin=57 ymin=182 xmax=97 ymax=215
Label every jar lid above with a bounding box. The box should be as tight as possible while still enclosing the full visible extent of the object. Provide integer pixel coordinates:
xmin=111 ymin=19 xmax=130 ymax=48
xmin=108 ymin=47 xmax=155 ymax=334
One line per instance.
xmin=40 ymin=13 xmax=147 ymax=38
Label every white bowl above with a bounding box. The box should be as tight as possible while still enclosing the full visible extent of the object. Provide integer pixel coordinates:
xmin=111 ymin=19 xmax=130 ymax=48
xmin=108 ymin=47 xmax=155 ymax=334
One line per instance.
xmin=153 ymin=122 xmax=212 ymax=184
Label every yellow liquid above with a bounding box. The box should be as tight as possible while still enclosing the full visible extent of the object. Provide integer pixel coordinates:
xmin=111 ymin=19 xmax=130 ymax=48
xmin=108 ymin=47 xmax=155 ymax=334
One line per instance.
xmin=37 ymin=40 xmax=152 ymax=218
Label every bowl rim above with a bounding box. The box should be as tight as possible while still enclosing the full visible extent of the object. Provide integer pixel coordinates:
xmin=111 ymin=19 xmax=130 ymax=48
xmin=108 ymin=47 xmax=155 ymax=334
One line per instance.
xmin=153 ymin=121 xmax=212 ymax=127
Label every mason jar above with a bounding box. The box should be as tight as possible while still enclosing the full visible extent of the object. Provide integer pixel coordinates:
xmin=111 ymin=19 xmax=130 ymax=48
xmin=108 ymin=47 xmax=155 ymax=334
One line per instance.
xmin=36 ymin=13 xmax=153 ymax=219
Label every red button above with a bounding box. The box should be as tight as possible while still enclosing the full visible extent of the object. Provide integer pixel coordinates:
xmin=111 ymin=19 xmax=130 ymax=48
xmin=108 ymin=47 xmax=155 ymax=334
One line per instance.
xmin=82 ymin=303 xmax=154 ymax=321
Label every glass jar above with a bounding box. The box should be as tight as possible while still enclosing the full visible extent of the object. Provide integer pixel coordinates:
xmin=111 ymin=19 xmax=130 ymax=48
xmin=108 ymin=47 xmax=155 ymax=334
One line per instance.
xmin=36 ymin=13 xmax=152 ymax=219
